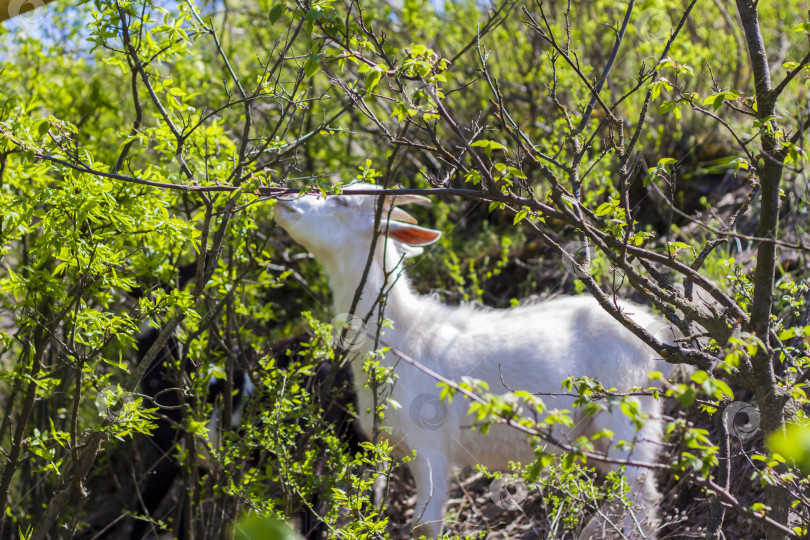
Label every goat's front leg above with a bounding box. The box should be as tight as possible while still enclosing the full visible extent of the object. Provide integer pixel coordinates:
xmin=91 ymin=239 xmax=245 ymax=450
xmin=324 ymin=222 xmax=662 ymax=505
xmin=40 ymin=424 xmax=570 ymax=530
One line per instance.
xmin=410 ymin=452 xmax=449 ymax=539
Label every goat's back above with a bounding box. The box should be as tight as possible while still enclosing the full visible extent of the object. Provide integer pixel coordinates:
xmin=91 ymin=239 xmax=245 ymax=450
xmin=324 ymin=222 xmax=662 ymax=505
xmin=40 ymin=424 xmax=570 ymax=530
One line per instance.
xmin=411 ymin=295 xmax=662 ymax=387
xmin=367 ymin=295 xmax=666 ymax=469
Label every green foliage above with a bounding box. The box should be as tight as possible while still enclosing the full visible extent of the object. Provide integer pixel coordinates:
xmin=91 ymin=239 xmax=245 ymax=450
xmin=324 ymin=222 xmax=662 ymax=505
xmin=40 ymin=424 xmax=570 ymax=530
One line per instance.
xmin=768 ymin=422 xmax=810 ymax=474
xmin=233 ymin=514 xmax=303 ymax=540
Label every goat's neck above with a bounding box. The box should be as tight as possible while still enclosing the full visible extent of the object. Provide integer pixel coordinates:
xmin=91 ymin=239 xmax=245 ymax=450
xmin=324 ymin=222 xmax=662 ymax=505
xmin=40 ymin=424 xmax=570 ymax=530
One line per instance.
xmin=324 ymin=239 xmax=420 ymax=330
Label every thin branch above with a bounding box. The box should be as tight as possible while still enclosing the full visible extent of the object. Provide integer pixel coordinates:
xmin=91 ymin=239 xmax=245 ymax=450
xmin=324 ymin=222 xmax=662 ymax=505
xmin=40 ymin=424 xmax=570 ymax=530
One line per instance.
xmin=574 ymin=0 xmax=634 ymax=136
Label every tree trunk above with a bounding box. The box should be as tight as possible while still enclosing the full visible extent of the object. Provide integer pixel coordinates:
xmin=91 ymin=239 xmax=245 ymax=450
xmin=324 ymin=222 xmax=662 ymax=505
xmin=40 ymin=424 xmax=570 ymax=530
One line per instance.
xmin=735 ymin=2 xmax=793 ymax=538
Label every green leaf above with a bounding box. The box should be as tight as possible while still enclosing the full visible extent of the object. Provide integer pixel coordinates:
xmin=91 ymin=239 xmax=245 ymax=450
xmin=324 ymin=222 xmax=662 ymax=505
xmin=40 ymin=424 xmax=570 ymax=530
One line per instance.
xmin=35 ymin=120 xmax=50 ymax=138
xmin=464 ymin=170 xmax=481 ymax=185
xmin=794 ymin=22 xmax=810 ymax=34
xmin=269 ymin=4 xmax=284 ymax=23
xmin=668 ymin=241 xmax=689 ymax=256
xmin=703 ymin=93 xmax=722 ymax=109
xmin=778 ymin=327 xmax=800 ymax=340
xmin=513 ymin=208 xmax=528 ymax=225
xmin=562 ymin=453 xmax=576 ymax=470
xmin=390 ymin=103 xmax=408 ymax=121
xmin=648 ymin=78 xmax=672 ymax=100
xmin=658 ymin=100 xmax=674 ymax=115
xmin=209 ymin=365 xmax=227 ymax=380
xmin=365 ymin=69 xmax=382 ymax=94
xmin=672 ymin=105 xmax=681 ymax=121
xmin=715 ymin=380 xmax=734 ymax=400
xmin=703 ymin=90 xmax=740 ymax=111
xmin=234 ymin=514 xmax=303 ymax=540
xmin=304 ymin=55 xmax=320 ymax=78
xmin=305 ymin=7 xmax=323 ymax=21
xmin=488 ymin=200 xmax=504 ymax=212
xmin=768 ymin=422 xmax=810 ymax=474
xmin=470 ymin=139 xmax=506 ymax=152
xmin=595 ymin=202 xmax=614 ymax=217
xmin=690 ymin=370 xmax=709 ymax=384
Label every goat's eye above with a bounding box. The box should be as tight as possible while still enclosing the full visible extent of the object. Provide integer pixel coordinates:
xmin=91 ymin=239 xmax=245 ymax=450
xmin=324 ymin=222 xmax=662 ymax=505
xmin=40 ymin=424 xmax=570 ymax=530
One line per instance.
xmin=334 ymin=197 xmax=349 ymax=207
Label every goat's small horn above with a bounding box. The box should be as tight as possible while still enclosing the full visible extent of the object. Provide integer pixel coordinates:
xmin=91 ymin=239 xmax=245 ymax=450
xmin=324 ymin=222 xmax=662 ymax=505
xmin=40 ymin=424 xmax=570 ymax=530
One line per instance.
xmin=389 ymin=193 xmax=432 ymax=208
xmin=388 ymin=207 xmax=418 ymax=224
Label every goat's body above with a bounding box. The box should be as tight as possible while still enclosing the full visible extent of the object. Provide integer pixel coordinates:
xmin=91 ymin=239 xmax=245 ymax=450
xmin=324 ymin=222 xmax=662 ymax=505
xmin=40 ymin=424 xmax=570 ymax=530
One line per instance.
xmin=332 ymin=247 xmax=665 ymax=538
xmin=273 ymin=186 xmax=668 ymax=538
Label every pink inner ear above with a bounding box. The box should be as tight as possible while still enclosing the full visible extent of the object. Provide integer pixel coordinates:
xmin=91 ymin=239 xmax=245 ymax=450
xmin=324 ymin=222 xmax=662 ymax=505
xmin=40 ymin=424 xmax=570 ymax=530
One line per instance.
xmin=388 ymin=225 xmax=441 ymax=246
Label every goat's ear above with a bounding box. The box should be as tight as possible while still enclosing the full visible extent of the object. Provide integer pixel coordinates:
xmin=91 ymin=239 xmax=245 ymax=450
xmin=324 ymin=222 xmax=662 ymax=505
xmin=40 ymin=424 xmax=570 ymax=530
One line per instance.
xmin=385 ymin=221 xmax=441 ymax=246
xmin=389 ymin=193 xmax=432 ymax=208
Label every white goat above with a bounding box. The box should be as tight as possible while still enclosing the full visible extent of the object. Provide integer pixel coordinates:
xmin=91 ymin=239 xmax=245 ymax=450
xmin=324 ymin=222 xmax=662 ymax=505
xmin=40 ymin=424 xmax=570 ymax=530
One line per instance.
xmin=274 ymin=184 xmax=669 ymax=539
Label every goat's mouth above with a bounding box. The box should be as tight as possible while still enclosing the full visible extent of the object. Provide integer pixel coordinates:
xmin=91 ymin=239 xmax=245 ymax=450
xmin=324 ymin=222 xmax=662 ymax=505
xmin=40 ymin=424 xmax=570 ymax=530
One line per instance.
xmin=274 ymin=200 xmax=300 ymax=214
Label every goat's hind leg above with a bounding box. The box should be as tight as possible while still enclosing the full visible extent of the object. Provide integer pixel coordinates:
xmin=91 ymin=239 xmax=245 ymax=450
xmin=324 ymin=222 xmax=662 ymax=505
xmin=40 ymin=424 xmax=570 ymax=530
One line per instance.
xmin=582 ymin=401 xmax=662 ymax=539
xmin=578 ymin=468 xmax=660 ymax=540
xmin=619 ymin=409 xmax=663 ymax=539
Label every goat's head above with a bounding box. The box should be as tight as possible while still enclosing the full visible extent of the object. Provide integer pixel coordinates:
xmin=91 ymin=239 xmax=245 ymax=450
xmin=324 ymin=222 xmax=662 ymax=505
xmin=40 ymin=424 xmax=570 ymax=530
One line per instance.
xmin=273 ymin=183 xmax=441 ymax=261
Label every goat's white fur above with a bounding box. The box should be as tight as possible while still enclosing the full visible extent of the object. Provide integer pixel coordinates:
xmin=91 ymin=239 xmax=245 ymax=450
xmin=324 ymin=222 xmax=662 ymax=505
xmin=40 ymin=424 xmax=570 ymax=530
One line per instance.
xmin=274 ymin=184 xmax=669 ymax=538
